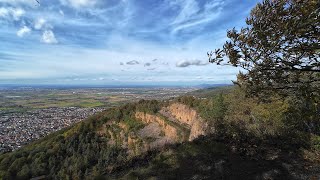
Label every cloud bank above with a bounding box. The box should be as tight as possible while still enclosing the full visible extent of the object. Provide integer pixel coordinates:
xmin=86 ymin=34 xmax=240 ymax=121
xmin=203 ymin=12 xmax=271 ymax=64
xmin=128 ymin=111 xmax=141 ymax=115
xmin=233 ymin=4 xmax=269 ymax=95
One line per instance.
xmin=176 ymin=60 xmax=209 ymax=67
xmin=126 ymin=60 xmax=139 ymax=65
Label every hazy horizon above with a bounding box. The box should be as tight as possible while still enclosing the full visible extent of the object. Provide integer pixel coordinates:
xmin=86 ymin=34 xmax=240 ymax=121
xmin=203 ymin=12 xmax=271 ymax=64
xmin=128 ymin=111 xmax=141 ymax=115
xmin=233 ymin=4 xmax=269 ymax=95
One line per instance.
xmin=0 ymin=82 xmax=232 ymax=88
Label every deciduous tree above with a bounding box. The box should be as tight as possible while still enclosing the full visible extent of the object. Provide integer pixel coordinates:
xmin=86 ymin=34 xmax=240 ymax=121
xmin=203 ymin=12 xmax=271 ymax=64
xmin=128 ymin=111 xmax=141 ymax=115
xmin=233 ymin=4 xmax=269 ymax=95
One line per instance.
xmin=208 ymin=0 xmax=319 ymax=101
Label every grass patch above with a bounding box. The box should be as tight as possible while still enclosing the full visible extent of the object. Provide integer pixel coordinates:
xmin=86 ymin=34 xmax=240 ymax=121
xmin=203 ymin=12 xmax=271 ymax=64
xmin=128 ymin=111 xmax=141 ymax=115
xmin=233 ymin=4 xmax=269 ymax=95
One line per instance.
xmin=123 ymin=116 xmax=144 ymax=131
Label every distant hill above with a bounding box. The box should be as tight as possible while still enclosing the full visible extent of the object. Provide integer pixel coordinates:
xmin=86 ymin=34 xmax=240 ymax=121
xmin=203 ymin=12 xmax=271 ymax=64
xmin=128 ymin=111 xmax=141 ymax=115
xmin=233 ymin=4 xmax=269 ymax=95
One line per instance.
xmin=0 ymin=87 xmax=319 ymax=179
xmin=187 ymin=85 xmax=234 ymax=98
xmin=195 ymin=83 xmax=232 ymax=88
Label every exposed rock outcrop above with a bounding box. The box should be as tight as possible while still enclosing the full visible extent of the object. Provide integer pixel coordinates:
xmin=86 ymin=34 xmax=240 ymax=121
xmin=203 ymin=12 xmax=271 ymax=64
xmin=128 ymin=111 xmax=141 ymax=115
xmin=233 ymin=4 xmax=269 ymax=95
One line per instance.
xmin=189 ymin=119 xmax=208 ymax=141
xmin=167 ymin=103 xmax=198 ymax=126
xmin=97 ymin=103 xmax=211 ymax=156
xmin=135 ymin=112 xmax=179 ymax=141
xmin=162 ymin=103 xmax=210 ymax=141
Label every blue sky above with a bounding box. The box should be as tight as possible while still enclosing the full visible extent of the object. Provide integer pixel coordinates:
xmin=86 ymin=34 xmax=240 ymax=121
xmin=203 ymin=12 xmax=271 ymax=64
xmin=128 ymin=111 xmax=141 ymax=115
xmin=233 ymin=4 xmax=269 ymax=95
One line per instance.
xmin=0 ymin=0 xmax=260 ymax=86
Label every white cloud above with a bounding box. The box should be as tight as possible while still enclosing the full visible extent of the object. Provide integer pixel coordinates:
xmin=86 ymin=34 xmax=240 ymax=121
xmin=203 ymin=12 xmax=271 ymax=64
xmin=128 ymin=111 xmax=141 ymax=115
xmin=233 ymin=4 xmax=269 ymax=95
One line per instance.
xmin=0 ymin=7 xmax=25 ymax=21
xmin=126 ymin=60 xmax=139 ymax=65
xmin=34 ymin=18 xmax=46 ymax=30
xmin=16 ymin=26 xmax=31 ymax=37
xmin=60 ymin=0 xmax=98 ymax=9
xmin=0 ymin=7 xmax=9 ymax=17
xmin=170 ymin=0 xmax=224 ymax=34
xmin=171 ymin=0 xmax=200 ymax=25
xmin=41 ymin=30 xmax=58 ymax=44
xmin=59 ymin=10 xmax=64 ymax=16
xmin=11 ymin=8 xmax=24 ymax=20
xmin=176 ymin=60 xmax=209 ymax=67
xmin=0 ymin=0 xmax=36 ymax=6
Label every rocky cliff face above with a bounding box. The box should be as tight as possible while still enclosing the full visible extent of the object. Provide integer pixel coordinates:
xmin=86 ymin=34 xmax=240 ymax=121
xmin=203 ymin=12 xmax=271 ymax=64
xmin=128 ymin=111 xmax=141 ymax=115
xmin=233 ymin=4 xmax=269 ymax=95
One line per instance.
xmin=189 ymin=119 xmax=208 ymax=141
xmin=135 ymin=112 xmax=179 ymax=141
xmin=167 ymin=103 xmax=197 ymax=126
xmin=97 ymin=103 xmax=210 ymax=156
xmin=163 ymin=103 xmax=210 ymax=141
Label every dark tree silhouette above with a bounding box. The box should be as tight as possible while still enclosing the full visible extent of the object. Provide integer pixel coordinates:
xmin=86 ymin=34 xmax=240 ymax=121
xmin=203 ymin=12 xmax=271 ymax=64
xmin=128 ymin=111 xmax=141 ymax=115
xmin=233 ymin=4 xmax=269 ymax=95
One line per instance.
xmin=208 ymin=0 xmax=319 ymax=101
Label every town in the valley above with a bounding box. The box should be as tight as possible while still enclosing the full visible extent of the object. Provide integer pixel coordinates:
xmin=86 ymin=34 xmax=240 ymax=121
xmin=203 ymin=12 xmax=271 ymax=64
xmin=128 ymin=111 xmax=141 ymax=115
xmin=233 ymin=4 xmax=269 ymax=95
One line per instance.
xmin=0 ymin=107 xmax=104 ymax=152
xmin=0 ymin=87 xmax=198 ymax=153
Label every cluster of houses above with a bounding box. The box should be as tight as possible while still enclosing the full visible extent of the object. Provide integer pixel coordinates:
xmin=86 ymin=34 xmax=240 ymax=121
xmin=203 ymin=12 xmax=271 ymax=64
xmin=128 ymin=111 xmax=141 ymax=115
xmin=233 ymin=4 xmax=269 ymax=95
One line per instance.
xmin=0 ymin=107 xmax=104 ymax=153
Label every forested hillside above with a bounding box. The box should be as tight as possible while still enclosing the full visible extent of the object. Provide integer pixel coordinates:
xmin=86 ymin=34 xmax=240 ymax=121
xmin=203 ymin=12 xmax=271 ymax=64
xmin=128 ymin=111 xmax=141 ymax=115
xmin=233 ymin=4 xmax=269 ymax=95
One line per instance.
xmin=0 ymin=86 xmax=319 ymax=179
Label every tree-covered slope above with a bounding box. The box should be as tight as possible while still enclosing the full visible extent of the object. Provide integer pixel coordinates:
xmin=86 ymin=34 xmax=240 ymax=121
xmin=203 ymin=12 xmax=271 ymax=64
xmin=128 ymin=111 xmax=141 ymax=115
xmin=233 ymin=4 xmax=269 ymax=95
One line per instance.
xmin=0 ymin=87 xmax=319 ymax=180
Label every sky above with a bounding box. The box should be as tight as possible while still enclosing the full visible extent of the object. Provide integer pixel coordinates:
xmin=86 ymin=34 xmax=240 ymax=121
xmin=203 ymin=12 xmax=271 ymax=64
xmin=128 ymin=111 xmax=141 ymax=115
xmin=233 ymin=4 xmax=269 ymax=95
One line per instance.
xmin=0 ymin=0 xmax=260 ymax=86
